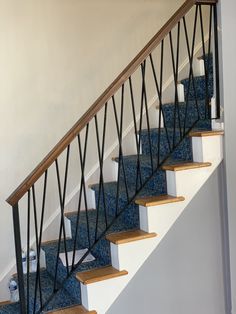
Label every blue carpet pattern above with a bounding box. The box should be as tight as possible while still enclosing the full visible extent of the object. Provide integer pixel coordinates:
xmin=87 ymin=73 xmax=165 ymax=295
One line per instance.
xmin=0 ymin=55 xmax=214 ymax=313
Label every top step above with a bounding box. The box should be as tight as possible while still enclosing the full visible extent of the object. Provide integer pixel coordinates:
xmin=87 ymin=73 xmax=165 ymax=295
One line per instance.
xmin=135 ymin=194 xmax=185 ymax=207
xmin=46 ymin=305 xmax=96 ymax=314
xmin=189 ymin=130 xmax=224 ymax=137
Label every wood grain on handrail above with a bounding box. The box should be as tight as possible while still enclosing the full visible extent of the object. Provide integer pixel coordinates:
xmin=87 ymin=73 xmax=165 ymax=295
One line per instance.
xmin=6 ymin=0 xmax=217 ymax=206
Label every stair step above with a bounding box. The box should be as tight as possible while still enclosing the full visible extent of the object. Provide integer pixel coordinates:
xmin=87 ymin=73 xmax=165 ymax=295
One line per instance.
xmin=76 ymin=266 xmax=128 ymax=285
xmin=46 ymin=305 xmax=96 ymax=314
xmin=189 ymin=130 xmax=224 ymax=137
xmin=0 ymin=300 xmax=12 ymax=306
xmin=162 ymin=162 xmax=212 ymax=171
xmin=135 ymin=194 xmax=185 ymax=207
xmin=106 ymin=230 xmax=157 ymax=245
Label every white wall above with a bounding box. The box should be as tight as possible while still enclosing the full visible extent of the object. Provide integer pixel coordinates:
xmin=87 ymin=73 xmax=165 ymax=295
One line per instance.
xmin=0 ymin=0 xmax=187 ymax=300
xmin=220 ymin=0 xmax=236 ymax=313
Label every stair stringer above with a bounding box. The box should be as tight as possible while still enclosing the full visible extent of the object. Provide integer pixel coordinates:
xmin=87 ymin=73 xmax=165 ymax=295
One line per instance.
xmin=80 ymin=133 xmax=224 ymax=314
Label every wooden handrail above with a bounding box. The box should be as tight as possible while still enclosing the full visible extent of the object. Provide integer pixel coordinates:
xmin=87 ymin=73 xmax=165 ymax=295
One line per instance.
xmin=6 ymin=0 xmax=217 ymax=206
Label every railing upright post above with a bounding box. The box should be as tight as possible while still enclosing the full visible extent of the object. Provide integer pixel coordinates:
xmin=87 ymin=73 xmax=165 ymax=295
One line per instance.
xmin=213 ymin=3 xmax=221 ymax=119
xmin=12 ymin=203 xmax=27 ymax=314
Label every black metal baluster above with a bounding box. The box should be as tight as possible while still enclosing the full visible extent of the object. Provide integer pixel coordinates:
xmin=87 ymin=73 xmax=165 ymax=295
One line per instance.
xmin=71 ymin=179 xmax=83 ymax=270
xmin=33 ymin=171 xmax=48 ymax=312
xmin=182 ymin=15 xmax=200 ymax=128
xmin=175 ymin=22 xmax=182 ymax=140
xmin=199 ymin=5 xmax=210 ymax=119
xmin=129 ymin=76 xmax=143 ymax=190
xmin=159 ymin=41 xmax=165 ymax=165
xmin=141 ymin=60 xmax=154 ymax=173
xmin=94 ymin=104 xmax=108 ymax=240
xmin=71 ymin=125 xmax=89 ymax=269
xmin=32 ymin=185 xmax=43 ymax=312
xmin=77 ymin=126 xmax=91 ymax=251
xmin=12 ymin=203 xmax=26 ymax=314
xmin=183 ymin=5 xmax=199 ymax=134
xmin=136 ymin=64 xmax=146 ymax=192
xmin=213 ymin=4 xmax=220 ymax=119
xmin=206 ymin=5 xmax=213 ymax=119
xmin=112 ymin=92 xmax=130 ymax=203
xmin=54 ymin=146 xmax=71 ymax=291
xmin=26 ymin=190 xmax=30 ymax=314
xmin=149 ymin=42 xmax=172 ymax=164
xmin=169 ymin=26 xmax=182 ymax=147
xmin=112 ymin=86 xmax=129 ymax=216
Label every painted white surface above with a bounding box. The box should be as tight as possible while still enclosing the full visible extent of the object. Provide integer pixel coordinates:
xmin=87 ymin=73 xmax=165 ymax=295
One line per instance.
xmin=219 ymin=0 xmax=236 ymax=312
xmin=177 ymin=84 xmax=185 ymax=103
xmin=192 ymin=135 xmax=223 ymax=163
xmin=107 ymin=166 xmax=225 ymax=314
xmin=80 ymin=135 xmax=223 ymax=313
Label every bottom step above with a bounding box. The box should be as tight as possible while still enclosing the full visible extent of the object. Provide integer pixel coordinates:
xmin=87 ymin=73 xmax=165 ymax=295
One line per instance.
xmin=46 ymin=305 xmax=96 ymax=314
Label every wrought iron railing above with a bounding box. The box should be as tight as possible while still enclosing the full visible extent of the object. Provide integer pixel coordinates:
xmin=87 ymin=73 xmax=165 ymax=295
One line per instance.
xmin=6 ymin=0 xmax=220 ymax=313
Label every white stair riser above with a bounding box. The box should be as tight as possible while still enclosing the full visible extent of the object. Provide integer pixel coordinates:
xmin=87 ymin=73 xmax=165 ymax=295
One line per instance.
xmin=110 ymin=238 xmax=158 ymax=271
xmin=139 ymin=201 xmax=184 ymax=234
xmin=81 ymin=276 xmax=129 ymax=313
xmin=166 ymin=160 xmax=223 ymax=197
xmin=192 ymin=135 xmax=223 ymax=162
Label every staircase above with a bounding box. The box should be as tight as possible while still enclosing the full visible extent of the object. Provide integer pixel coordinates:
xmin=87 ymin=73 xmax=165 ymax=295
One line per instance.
xmin=1 ymin=0 xmax=223 ymax=313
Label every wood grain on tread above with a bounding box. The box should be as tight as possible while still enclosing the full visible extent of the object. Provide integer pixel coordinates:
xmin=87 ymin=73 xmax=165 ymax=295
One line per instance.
xmin=76 ymin=266 xmax=128 ymax=285
xmin=189 ymin=130 xmax=224 ymax=137
xmin=46 ymin=305 xmax=96 ymax=314
xmin=135 ymin=195 xmax=185 ymax=207
xmin=106 ymin=230 xmax=157 ymax=245
xmin=0 ymin=301 xmax=12 ymax=306
xmin=162 ymin=162 xmax=212 ymax=171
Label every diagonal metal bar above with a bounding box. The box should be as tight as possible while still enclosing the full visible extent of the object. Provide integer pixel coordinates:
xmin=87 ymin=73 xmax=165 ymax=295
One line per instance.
xmin=213 ymin=4 xmax=220 ymax=119
xmin=199 ymin=4 xmax=210 ymax=119
xmin=206 ymin=5 xmax=213 ymax=118
xmin=149 ymin=43 xmax=172 ymax=162
xmin=112 ymin=92 xmax=130 ymax=201
xmin=182 ymin=15 xmax=200 ymax=126
xmin=94 ymin=104 xmax=109 ymax=240
xmin=77 ymin=126 xmax=91 ymax=249
xmin=141 ymin=60 xmax=154 ymax=173
xmin=128 ymin=76 xmax=144 ymax=190
xmin=183 ymin=5 xmax=199 ymax=134
xmin=112 ymin=86 xmax=129 ymax=216
xmin=33 ymin=170 xmax=48 ymax=312
xmin=136 ymin=62 xmax=147 ymax=192
xmin=169 ymin=27 xmax=182 ymax=147
xmin=26 ymin=190 xmax=31 ymax=313
xmin=71 ymin=125 xmax=89 ymax=269
xmin=53 ymin=146 xmax=71 ymax=291
xmin=32 ymin=185 xmax=43 ymax=313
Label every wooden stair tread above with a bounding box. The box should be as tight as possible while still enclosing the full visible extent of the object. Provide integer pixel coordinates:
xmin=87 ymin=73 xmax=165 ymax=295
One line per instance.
xmin=106 ymin=230 xmax=157 ymax=244
xmin=162 ymin=162 xmax=212 ymax=171
xmin=46 ymin=305 xmax=96 ymax=314
xmin=189 ymin=130 xmax=224 ymax=137
xmin=76 ymin=266 xmax=128 ymax=285
xmin=0 ymin=300 xmax=13 ymax=306
xmin=135 ymin=194 xmax=185 ymax=207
